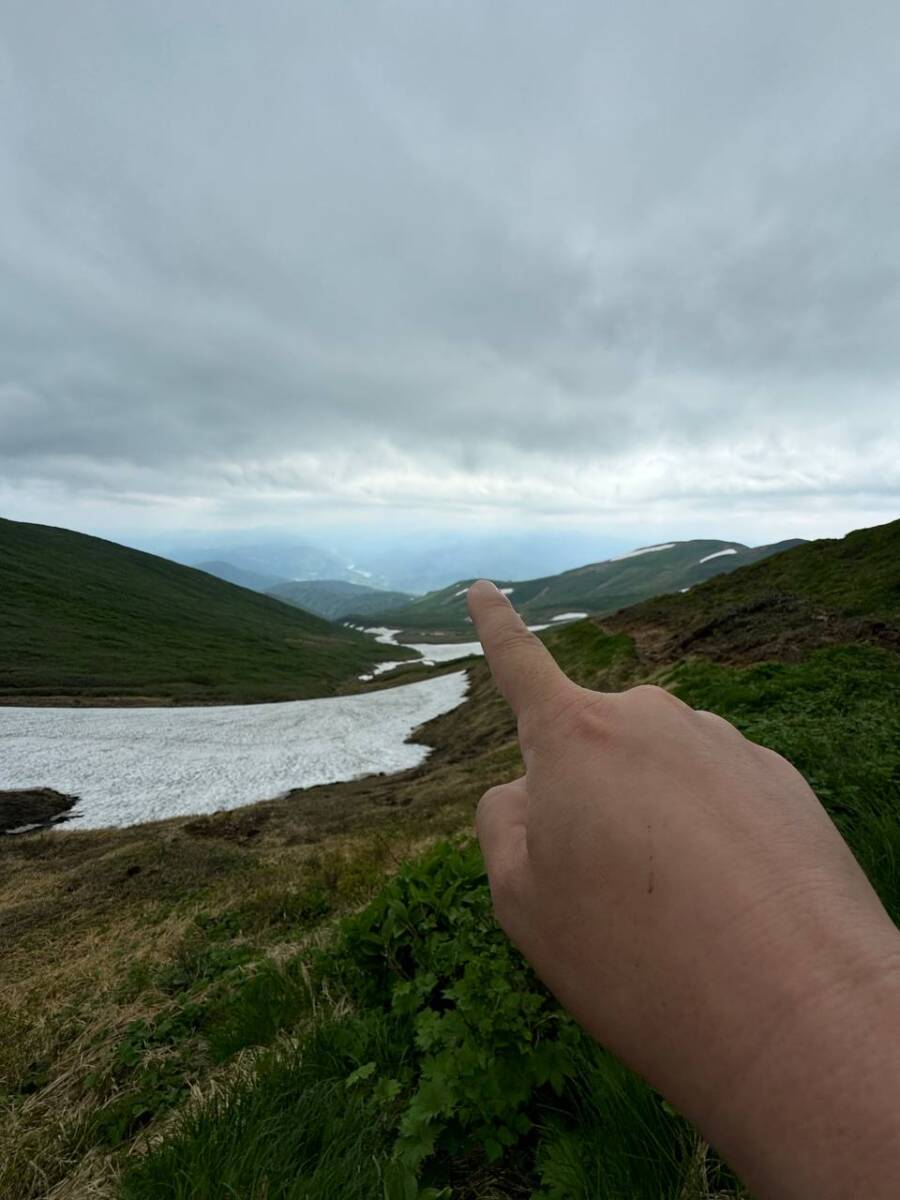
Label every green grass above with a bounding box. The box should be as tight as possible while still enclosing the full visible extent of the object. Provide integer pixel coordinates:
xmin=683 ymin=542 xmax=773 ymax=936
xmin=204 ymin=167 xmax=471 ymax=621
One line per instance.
xmin=0 ymin=517 xmax=404 ymax=702
xmin=117 ymin=635 xmax=900 ymax=1199
xmin=121 ymin=1014 xmax=407 ymax=1200
xmin=671 ymin=644 xmax=900 ymax=921
xmin=122 ymin=845 xmax=717 ymax=1200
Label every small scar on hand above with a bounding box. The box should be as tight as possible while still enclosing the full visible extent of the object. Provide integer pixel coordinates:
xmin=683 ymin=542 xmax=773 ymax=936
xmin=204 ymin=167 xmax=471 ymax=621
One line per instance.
xmin=647 ymin=822 xmax=654 ymax=894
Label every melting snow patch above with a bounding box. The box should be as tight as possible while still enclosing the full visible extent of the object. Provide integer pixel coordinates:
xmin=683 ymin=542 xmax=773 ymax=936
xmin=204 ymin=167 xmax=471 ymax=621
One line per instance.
xmin=551 ymin=612 xmax=589 ymax=622
xmin=699 ymin=548 xmax=738 ymax=565
xmin=403 ymin=641 xmax=483 ymax=664
xmin=0 ymin=674 xmax=470 ymax=830
xmin=610 ymin=543 xmax=676 ymax=562
xmin=499 ymin=587 xmax=514 ymax=595
xmin=358 ymin=660 xmax=411 ymax=681
xmin=363 ymin=627 xmax=401 ymax=645
xmin=680 ymin=587 xmax=690 ymax=593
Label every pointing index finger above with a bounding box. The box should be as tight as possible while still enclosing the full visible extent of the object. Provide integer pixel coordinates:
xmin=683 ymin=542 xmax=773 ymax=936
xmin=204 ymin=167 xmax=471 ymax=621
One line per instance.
xmin=467 ymin=580 xmax=571 ymax=718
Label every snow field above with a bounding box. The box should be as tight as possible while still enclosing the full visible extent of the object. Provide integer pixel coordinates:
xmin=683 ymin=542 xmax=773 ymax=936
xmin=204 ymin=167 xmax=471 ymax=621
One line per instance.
xmin=0 ymin=672 xmax=469 ymax=830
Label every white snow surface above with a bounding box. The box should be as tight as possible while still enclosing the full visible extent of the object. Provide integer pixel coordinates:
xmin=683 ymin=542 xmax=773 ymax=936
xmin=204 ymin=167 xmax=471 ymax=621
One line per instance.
xmin=499 ymin=587 xmax=514 ymax=595
xmin=610 ymin=543 xmax=676 ymax=562
xmin=364 ymin=626 xmax=401 ymax=645
xmin=405 ymin=640 xmax=482 ymax=663
xmin=359 ymin=638 xmax=484 ymax=680
xmin=453 ymin=588 xmax=468 ymax=598
xmin=698 ymin=547 xmax=739 ymax=564
xmin=551 ymin=612 xmax=589 ymax=622
xmin=0 ymin=673 xmax=469 ymax=830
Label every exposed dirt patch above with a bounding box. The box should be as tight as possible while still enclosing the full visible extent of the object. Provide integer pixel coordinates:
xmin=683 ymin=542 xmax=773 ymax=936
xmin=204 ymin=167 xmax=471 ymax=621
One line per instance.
xmin=604 ymin=591 xmax=900 ymax=668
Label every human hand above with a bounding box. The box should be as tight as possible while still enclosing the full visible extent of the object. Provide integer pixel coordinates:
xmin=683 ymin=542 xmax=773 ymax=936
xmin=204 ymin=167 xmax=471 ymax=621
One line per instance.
xmin=468 ymin=580 xmax=900 ymax=1199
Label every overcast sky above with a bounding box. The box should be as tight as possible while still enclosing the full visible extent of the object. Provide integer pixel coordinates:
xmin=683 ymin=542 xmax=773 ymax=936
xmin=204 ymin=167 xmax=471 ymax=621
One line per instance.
xmin=1 ymin=0 xmax=899 ymax=549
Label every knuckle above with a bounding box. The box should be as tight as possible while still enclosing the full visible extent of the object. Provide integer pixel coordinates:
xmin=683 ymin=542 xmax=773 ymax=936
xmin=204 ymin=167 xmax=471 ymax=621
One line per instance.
xmin=566 ymin=694 xmax=612 ymax=739
xmin=627 ymin=683 xmax=677 ymax=705
xmin=475 ymin=785 xmax=505 ymax=821
xmin=491 ymin=624 xmax=536 ymax=657
xmin=527 ymin=686 xmax=612 ymax=745
xmin=695 ymin=708 xmax=738 ymax=732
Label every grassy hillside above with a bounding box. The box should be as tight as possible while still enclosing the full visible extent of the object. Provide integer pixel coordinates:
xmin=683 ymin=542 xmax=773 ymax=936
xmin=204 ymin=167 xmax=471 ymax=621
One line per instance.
xmin=605 ymin=517 xmax=900 ymax=664
xmin=0 ymin=518 xmax=403 ymax=703
xmin=365 ymin=537 xmax=804 ymax=633
xmin=1 ymin=519 xmax=898 ymax=1198
xmin=268 ymin=578 xmax=415 ymax=621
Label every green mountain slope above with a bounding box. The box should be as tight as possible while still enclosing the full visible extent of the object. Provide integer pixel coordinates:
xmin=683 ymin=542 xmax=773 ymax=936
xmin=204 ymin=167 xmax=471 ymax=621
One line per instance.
xmin=364 ymin=537 xmax=805 ymax=632
xmin=0 ymin=518 xmax=399 ymax=703
xmin=605 ymin=517 xmax=900 ymax=664
xmin=267 ymin=578 xmax=414 ymax=621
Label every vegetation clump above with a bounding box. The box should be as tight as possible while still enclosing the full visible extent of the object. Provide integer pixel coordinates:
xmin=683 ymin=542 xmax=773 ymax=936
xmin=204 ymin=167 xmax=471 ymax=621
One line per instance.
xmin=124 ymin=844 xmax=724 ymax=1200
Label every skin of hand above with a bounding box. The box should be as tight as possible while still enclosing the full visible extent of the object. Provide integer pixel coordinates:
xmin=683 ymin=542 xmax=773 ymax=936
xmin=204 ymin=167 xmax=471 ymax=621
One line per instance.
xmin=467 ymin=580 xmax=900 ymax=1200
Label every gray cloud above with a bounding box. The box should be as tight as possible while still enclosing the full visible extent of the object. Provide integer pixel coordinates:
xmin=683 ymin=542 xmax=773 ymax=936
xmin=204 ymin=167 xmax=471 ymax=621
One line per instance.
xmin=1 ymin=0 xmax=899 ymax=542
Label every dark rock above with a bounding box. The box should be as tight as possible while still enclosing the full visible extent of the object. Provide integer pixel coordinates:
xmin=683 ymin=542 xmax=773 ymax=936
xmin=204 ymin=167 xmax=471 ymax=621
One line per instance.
xmin=0 ymin=788 xmax=79 ymax=834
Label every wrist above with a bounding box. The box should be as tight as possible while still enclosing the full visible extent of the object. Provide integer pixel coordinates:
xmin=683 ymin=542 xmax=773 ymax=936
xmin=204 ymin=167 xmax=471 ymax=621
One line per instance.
xmin=709 ymin=925 xmax=900 ymax=1199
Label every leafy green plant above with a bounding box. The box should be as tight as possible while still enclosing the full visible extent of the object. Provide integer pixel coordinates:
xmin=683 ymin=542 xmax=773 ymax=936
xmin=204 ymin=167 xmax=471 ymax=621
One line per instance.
xmin=331 ymin=843 xmax=582 ymax=1181
xmin=156 ymin=930 xmax=257 ymax=994
xmin=90 ymin=1003 xmax=205 ymax=1146
xmin=122 ymin=844 xmax=721 ymax=1197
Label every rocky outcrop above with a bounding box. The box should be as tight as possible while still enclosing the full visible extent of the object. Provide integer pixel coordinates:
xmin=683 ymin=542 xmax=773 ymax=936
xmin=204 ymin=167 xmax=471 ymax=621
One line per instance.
xmin=0 ymin=788 xmax=78 ymax=834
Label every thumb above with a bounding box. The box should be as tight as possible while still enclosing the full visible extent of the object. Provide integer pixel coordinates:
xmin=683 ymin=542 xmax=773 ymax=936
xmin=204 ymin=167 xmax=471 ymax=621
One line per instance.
xmin=476 ymin=776 xmax=529 ymax=903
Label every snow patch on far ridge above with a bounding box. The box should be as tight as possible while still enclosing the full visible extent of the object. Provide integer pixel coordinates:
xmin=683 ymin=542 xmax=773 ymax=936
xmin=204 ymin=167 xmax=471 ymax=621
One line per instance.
xmin=699 ymin=548 xmax=739 ymax=565
xmin=610 ymin=543 xmax=676 ymax=562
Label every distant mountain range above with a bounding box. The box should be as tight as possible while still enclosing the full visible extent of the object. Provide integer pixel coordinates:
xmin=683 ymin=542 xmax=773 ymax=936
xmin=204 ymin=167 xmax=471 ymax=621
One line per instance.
xmin=195 ymin=560 xmax=287 ymax=593
xmin=133 ymin=530 xmax=642 ymax=594
xmin=142 ymin=536 xmax=388 ymax=589
xmin=333 ymin=531 xmax=638 ymax=594
xmin=0 ymin=519 xmax=402 ymax=704
xmin=360 ymin=538 xmax=807 ymax=632
xmin=268 ymin=579 xmax=414 ymax=621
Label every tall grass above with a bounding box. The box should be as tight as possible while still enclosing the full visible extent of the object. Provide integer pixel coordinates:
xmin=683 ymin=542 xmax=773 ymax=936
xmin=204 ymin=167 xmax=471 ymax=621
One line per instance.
xmin=122 ymin=1014 xmax=403 ymax=1200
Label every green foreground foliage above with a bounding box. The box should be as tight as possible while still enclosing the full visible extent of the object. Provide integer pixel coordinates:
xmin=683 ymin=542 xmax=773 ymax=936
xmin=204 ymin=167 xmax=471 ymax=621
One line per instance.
xmin=122 ymin=845 xmax=717 ymax=1200
xmin=120 ymin=643 xmax=899 ymax=1199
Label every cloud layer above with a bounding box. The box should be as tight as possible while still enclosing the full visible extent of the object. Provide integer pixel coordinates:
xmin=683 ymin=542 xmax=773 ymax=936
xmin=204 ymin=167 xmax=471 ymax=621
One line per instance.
xmin=2 ymin=0 xmax=899 ymax=541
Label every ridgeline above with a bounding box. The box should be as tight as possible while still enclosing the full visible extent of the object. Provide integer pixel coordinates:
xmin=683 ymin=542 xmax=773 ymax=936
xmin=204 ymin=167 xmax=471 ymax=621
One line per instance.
xmin=361 ymin=536 xmax=805 ymax=634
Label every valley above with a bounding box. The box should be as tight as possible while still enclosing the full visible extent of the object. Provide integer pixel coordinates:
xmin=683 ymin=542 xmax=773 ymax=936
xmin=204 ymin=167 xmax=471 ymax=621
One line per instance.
xmin=1 ymin=518 xmax=898 ymax=1199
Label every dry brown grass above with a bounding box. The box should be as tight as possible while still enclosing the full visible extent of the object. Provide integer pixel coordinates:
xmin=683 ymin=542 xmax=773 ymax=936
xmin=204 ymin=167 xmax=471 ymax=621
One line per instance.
xmin=0 ymin=633 xmax=641 ymax=1200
